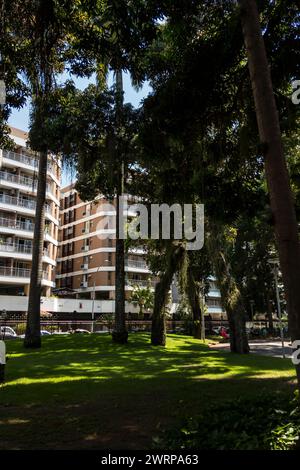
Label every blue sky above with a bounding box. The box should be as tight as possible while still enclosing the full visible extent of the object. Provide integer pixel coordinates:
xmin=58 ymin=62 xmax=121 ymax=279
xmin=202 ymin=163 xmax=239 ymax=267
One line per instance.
xmin=8 ymin=72 xmax=151 ymax=186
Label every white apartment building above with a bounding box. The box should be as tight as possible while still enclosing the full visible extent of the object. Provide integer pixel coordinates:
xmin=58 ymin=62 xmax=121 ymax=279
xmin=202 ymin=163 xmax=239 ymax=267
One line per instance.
xmin=0 ymin=127 xmax=61 ymax=297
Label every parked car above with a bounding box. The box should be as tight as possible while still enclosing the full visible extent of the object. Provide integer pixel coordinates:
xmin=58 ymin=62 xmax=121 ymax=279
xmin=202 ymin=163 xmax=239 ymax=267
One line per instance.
xmin=0 ymin=326 xmax=18 ymax=339
xmin=73 ymin=329 xmax=91 ymax=334
xmin=41 ymin=330 xmax=52 ymax=336
xmin=19 ymin=330 xmax=52 ymax=339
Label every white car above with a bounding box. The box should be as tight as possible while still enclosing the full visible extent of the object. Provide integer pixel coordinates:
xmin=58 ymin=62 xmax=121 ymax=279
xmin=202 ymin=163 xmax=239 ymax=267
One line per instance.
xmin=19 ymin=330 xmax=52 ymax=339
xmin=0 ymin=326 xmax=18 ymax=339
xmin=41 ymin=330 xmax=52 ymax=336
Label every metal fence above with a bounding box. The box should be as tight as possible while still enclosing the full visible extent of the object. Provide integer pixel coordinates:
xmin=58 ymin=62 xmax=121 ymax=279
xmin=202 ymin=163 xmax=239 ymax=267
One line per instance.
xmin=1 ymin=318 xmax=290 ymax=338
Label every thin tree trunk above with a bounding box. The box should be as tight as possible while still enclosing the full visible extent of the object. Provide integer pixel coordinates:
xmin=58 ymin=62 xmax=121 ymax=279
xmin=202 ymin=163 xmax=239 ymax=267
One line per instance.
xmin=266 ymin=290 xmax=274 ymax=335
xmin=112 ymin=69 xmax=128 ymax=344
xmin=240 ymin=0 xmax=300 ymax=381
xmin=186 ymin=267 xmax=202 ymax=339
xmin=151 ymin=279 xmax=169 ymax=346
xmin=24 ymin=149 xmax=47 ymax=348
xmin=151 ymin=243 xmax=185 ymax=346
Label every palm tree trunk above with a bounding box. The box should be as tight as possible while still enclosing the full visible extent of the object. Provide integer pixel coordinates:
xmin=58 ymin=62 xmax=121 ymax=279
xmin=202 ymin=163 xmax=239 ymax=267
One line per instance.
xmin=151 ymin=243 xmax=185 ymax=346
xmin=240 ymin=0 xmax=300 ymax=379
xmin=24 ymin=149 xmax=47 ymax=348
xmin=112 ymin=69 xmax=128 ymax=344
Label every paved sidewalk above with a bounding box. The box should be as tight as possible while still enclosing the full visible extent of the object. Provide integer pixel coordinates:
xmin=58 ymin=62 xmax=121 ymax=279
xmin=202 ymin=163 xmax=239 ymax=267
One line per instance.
xmin=209 ymin=339 xmax=293 ymax=358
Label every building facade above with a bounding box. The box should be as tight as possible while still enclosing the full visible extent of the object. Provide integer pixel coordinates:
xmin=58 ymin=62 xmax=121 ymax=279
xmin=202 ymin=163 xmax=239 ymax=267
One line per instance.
xmin=57 ymin=184 xmax=225 ymax=318
xmin=0 ymin=127 xmax=60 ymax=297
xmin=56 ymin=184 xmax=153 ymax=300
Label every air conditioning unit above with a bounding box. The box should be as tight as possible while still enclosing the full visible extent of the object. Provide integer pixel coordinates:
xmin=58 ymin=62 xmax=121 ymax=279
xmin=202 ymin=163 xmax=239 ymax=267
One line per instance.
xmin=80 ymin=264 xmax=88 ymax=270
xmin=81 ymin=245 xmax=89 ymax=251
xmin=80 ymin=281 xmax=88 ymax=288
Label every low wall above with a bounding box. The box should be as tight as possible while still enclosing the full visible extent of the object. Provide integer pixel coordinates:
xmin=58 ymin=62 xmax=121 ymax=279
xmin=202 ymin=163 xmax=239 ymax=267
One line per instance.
xmin=0 ymin=295 xmax=140 ymax=314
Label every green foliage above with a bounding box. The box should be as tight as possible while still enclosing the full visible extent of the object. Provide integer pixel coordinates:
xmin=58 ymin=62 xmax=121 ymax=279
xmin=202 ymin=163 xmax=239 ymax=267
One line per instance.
xmin=130 ymin=284 xmax=154 ymax=317
xmin=155 ymin=392 xmax=300 ymax=450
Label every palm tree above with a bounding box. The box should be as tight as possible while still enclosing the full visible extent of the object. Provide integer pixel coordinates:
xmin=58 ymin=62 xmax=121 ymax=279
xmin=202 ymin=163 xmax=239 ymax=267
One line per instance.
xmin=24 ymin=0 xmax=56 ymax=348
xmin=112 ymin=69 xmax=128 ymax=344
xmin=130 ymin=284 xmax=154 ymax=318
xmin=239 ymin=0 xmax=300 ymax=374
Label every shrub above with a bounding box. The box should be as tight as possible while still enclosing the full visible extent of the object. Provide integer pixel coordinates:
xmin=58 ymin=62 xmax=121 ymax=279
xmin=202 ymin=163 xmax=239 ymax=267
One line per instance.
xmin=154 ymin=392 xmax=300 ymax=450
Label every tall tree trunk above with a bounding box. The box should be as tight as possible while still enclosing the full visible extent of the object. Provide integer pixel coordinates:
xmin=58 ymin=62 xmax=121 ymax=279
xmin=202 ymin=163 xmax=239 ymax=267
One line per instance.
xmin=216 ymin=258 xmax=249 ymax=354
xmin=23 ymin=0 xmax=55 ymax=349
xmin=208 ymin=227 xmax=249 ymax=354
xmin=240 ymin=0 xmax=300 ymax=380
xmin=112 ymin=69 xmax=128 ymax=344
xmin=24 ymin=149 xmax=47 ymax=348
xmin=151 ymin=243 xmax=185 ymax=346
xmin=186 ymin=267 xmax=202 ymax=339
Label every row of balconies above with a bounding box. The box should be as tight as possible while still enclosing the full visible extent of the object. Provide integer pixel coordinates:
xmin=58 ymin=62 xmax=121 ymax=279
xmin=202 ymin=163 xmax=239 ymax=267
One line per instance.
xmin=0 ymin=193 xmax=51 ymax=212
xmin=0 ymin=242 xmax=50 ymax=257
xmin=58 ymin=258 xmax=148 ymax=275
xmin=79 ymin=279 xmax=155 ymax=289
xmin=0 ymin=170 xmax=51 ymax=193
xmin=0 ymin=216 xmax=53 ymax=237
xmin=0 ymin=266 xmax=48 ymax=279
xmin=0 ymin=216 xmax=34 ymax=232
xmin=2 ymin=149 xmax=58 ymax=179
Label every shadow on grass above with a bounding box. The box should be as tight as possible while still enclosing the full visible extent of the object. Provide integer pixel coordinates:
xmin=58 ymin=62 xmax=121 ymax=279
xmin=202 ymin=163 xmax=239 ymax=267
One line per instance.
xmin=1 ymin=333 xmax=295 ymax=403
xmin=0 ymin=333 xmax=296 ymax=449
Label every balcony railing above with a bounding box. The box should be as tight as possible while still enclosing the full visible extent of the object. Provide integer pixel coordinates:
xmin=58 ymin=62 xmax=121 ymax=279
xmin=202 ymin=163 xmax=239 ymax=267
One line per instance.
xmin=0 ymin=217 xmax=34 ymax=232
xmin=0 ymin=194 xmax=51 ymax=212
xmin=3 ymin=150 xmax=39 ymax=168
xmin=126 ymin=279 xmax=156 ymax=288
xmin=0 ymin=243 xmax=32 ymax=254
xmin=0 ymin=243 xmax=50 ymax=257
xmin=125 ymin=259 xmax=148 ymax=269
xmin=0 ymin=266 xmax=48 ymax=279
xmin=3 ymin=150 xmax=58 ymax=178
xmin=0 ymin=170 xmax=51 ymax=192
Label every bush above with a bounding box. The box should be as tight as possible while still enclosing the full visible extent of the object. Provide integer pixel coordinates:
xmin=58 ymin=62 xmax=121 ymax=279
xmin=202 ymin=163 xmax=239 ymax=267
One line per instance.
xmin=154 ymin=392 xmax=300 ymax=450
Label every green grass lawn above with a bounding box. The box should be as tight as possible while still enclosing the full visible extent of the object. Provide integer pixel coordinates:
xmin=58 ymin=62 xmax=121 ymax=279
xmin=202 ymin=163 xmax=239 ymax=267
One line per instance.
xmin=0 ymin=333 xmax=297 ymax=449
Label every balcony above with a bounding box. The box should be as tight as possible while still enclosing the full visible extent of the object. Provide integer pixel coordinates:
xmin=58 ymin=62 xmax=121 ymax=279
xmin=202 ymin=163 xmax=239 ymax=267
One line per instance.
xmin=0 ymin=217 xmax=34 ymax=232
xmin=0 ymin=194 xmax=51 ymax=212
xmin=0 ymin=243 xmax=32 ymax=254
xmin=0 ymin=170 xmax=51 ymax=192
xmin=126 ymin=279 xmax=156 ymax=288
xmin=125 ymin=259 xmax=148 ymax=269
xmin=3 ymin=150 xmax=39 ymax=169
xmin=0 ymin=266 xmax=48 ymax=279
xmin=0 ymin=243 xmax=50 ymax=257
xmin=3 ymin=149 xmax=57 ymax=177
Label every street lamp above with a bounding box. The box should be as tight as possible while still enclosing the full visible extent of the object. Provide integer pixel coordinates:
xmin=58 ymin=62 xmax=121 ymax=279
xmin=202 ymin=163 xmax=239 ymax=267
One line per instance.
xmin=268 ymin=259 xmax=285 ymax=358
